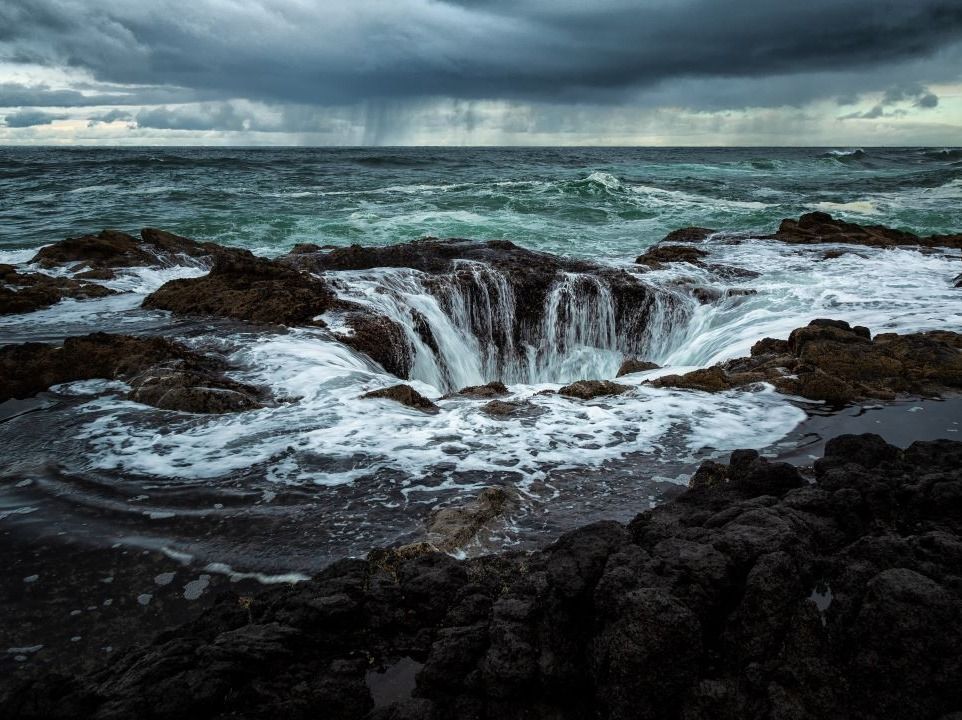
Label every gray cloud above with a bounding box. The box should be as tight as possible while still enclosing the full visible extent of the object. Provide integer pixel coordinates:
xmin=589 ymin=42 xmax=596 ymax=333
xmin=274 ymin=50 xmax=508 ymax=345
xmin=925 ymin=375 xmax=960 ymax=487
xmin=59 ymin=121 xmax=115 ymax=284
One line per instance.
xmin=1 ymin=0 xmax=961 ymax=110
xmin=3 ymin=108 xmax=65 ymax=126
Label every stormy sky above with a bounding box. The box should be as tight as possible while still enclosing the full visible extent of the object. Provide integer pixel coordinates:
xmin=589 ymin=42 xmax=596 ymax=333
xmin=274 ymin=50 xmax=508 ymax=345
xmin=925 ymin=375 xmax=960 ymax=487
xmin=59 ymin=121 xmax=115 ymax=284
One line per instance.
xmin=1 ymin=0 xmax=961 ymax=145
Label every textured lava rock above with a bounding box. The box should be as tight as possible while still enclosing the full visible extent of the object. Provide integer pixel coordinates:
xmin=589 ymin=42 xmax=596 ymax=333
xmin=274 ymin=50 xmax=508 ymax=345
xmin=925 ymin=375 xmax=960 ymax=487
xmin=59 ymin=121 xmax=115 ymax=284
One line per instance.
xmin=0 ymin=264 xmax=115 ymax=315
xmin=660 ymin=227 xmax=717 ymax=244
xmin=635 ymin=244 xmax=709 ymax=269
xmin=31 ymin=228 xmax=246 ymax=271
xmin=772 ymin=211 xmax=962 ymax=249
xmin=559 ymin=379 xmax=631 ymax=400
xmin=331 ymin=311 xmax=414 ymax=378
xmin=5 ymin=435 xmax=960 ymax=719
xmin=361 ymin=384 xmax=439 ymax=413
xmin=0 ymin=333 xmax=265 ymax=413
xmin=616 ymin=358 xmax=660 ymax=377
xmin=654 ymin=319 xmax=962 ymax=405
xmin=144 ymin=251 xmax=339 ymax=326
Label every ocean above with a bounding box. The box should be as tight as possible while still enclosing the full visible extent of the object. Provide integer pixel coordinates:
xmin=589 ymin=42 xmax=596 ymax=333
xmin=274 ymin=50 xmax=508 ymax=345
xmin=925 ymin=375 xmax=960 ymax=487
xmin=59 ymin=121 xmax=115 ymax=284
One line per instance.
xmin=0 ymin=145 xmax=960 ymax=592
xmin=2 ymin=146 xmax=961 ymax=258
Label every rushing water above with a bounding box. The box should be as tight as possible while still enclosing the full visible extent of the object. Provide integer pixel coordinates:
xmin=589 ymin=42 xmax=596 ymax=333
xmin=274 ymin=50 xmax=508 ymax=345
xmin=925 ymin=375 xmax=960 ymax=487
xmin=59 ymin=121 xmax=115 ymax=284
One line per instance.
xmin=1 ymin=146 xmax=960 ymax=582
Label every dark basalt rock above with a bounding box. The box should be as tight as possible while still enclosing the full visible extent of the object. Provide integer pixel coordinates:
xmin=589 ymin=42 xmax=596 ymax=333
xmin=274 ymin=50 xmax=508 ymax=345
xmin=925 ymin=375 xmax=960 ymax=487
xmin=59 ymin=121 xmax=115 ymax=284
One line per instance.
xmin=361 ymin=384 xmax=439 ymax=413
xmin=5 ymin=435 xmax=960 ymax=720
xmin=0 ymin=264 xmax=115 ymax=315
xmin=955 ymin=272 xmax=962 ymax=288
xmin=144 ymin=251 xmax=340 ymax=326
xmin=559 ymin=379 xmax=631 ymax=400
xmin=654 ymin=319 xmax=962 ymax=405
xmin=636 ymin=244 xmax=709 ymax=269
xmin=31 ymin=228 xmax=246 ymax=271
xmin=0 ymin=333 xmax=265 ymax=413
xmin=332 ymin=311 xmax=413 ymax=378
xmin=772 ymin=211 xmax=962 ymax=249
xmin=660 ymin=227 xmax=717 ymax=244
xmin=480 ymin=399 xmax=528 ymax=417
xmin=451 ymin=381 xmax=509 ymax=399
xmin=284 ymin=237 xmax=659 ymax=358
xmin=616 ymin=358 xmax=659 ymax=377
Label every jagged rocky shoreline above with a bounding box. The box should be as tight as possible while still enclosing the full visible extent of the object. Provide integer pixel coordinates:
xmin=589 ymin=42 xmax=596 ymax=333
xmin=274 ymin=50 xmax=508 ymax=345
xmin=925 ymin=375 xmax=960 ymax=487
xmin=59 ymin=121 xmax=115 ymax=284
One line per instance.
xmin=3 ymin=434 xmax=961 ymax=719
xmin=1 ymin=212 xmax=961 ymax=718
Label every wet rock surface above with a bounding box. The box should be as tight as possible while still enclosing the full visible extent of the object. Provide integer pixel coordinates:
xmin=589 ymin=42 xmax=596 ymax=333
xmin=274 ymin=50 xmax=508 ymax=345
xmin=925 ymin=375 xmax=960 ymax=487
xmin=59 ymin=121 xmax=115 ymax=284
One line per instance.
xmin=654 ymin=319 xmax=962 ymax=405
xmin=361 ymin=384 xmax=440 ymax=413
xmin=425 ymin=487 xmax=520 ymax=552
xmin=31 ymin=228 xmax=247 ymax=273
xmin=616 ymin=358 xmax=660 ymax=377
xmin=333 ymin=311 xmax=414 ymax=379
xmin=0 ymin=332 xmax=265 ymax=413
xmin=144 ymin=251 xmax=340 ymax=326
xmin=635 ymin=244 xmax=709 ymax=269
xmin=772 ymin=211 xmax=962 ymax=249
xmin=4 ymin=434 xmax=960 ymax=720
xmin=0 ymin=264 xmax=115 ymax=315
xmin=559 ymin=379 xmax=631 ymax=400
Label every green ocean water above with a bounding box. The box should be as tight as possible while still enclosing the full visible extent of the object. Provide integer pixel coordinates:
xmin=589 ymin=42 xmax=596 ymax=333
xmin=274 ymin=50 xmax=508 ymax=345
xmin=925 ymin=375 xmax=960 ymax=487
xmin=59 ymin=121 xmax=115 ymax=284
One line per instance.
xmin=1 ymin=146 xmax=960 ymax=259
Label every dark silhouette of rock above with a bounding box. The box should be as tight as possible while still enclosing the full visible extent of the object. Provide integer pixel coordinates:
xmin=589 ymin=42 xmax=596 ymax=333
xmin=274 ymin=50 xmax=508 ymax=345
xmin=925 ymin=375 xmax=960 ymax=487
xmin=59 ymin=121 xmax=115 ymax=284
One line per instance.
xmin=559 ymin=379 xmax=631 ymax=400
xmin=361 ymin=384 xmax=439 ymax=413
xmin=333 ymin=312 xmax=413 ymax=378
xmin=636 ymin=244 xmax=709 ymax=269
xmin=144 ymin=251 xmax=339 ymax=326
xmin=0 ymin=264 xmax=115 ymax=315
xmin=5 ymin=435 xmax=960 ymax=720
xmin=0 ymin=333 xmax=265 ymax=413
xmin=452 ymin=381 xmax=509 ymax=398
xmin=616 ymin=358 xmax=659 ymax=377
xmin=654 ymin=319 xmax=962 ymax=405
xmin=480 ymin=399 xmax=528 ymax=417
xmin=773 ymin=212 xmax=962 ymax=249
xmin=660 ymin=227 xmax=716 ymax=244
xmin=31 ymin=228 xmax=246 ymax=271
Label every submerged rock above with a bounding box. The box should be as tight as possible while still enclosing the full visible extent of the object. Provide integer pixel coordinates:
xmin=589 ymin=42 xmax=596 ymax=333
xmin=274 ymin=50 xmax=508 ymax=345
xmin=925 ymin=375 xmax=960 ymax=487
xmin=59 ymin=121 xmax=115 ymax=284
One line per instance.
xmin=559 ymin=379 xmax=631 ymax=400
xmin=426 ymin=486 xmax=520 ymax=551
xmin=0 ymin=264 xmax=115 ymax=315
xmin=616 ymin=358 xmax=659 ymax=377
xmin=773 ymin=211 xmax=962 ymax=248
xmin=6 ymin=435 xmax=961 ymax=720
xmin=361 ymin=384 xmax=439 ymax=413
xmin=0 ymin=332 xmax=265 ymax=413
xmin=144 ymin=251 xmax=339 ymax=326
xmin=654 ymin=318 xmax=962 ymax=404
xmin=480 ymin=399 xmax=529 ymax=417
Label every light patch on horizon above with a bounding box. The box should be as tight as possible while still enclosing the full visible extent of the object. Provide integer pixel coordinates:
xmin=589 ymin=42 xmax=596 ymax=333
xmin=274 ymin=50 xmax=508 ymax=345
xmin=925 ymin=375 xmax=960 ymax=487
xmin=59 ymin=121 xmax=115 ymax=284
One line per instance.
xmin=0 ymin=0 xmax=961 ymax=145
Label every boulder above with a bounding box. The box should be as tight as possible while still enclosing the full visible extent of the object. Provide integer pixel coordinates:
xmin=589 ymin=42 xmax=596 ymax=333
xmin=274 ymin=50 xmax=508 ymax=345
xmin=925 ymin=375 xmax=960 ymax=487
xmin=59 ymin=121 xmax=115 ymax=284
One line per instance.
xmin=654 ymin=319 xmax=962 ymax=405
xmin=452 ymin=381 xmax=509 ymax=399
xmin=558 ymin=379 xmax=630 ymax=400
xmin=332 ymin=312 xmax=413 ymax=379
xmin=616 ymin=358 xmax=659 ymax=377
xmin=144 ymin=252 xmax=339 ymax=326
xmin=636 ymin=244 xmax=709 ymax=269
xmin=0 ymin=333 xmax=265 ymax=413
xmin=660 ymin=227 xmax=717 ymax=244
xmin=361 ymin=384 xmax=439 ymax=413
xmin=773 ymin=211 xmax=962 ymax=249
xmin=31 ymin=228 xmax=246 ymax=271
xmin=0 ymin=264 xmax=115 ymax=315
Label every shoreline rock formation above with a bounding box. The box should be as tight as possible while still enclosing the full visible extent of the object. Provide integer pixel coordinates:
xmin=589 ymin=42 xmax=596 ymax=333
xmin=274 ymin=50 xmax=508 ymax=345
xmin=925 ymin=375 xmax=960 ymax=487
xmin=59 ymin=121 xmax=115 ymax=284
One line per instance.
xmin=654 ymin=319 xmax=962 ymax=405
xmin=0 ymin=333 xmax=267 ymax=414
xmin=3 ymin=434 xmax=960 ymax=719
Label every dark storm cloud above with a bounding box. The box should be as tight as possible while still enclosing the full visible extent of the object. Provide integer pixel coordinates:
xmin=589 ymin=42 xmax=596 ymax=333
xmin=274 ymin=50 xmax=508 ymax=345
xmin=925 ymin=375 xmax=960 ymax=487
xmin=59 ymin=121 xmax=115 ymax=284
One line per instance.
xmin=3 ymin=108 xmax=65 ymax=126
xmin=1 ymin=0 xmax=961 ymax=109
